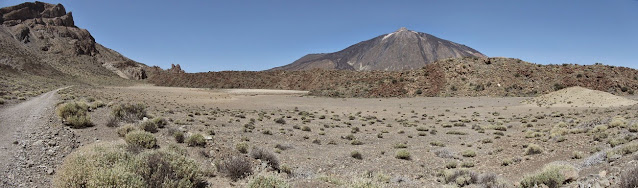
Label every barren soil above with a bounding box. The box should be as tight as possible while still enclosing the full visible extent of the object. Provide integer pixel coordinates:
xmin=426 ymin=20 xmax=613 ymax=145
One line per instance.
xmin=62 ymin=85 xmax=638 ymax=187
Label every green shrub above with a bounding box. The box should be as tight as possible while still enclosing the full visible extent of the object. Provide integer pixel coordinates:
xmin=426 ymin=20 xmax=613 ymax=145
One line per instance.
xmin=629 ymin=123 xmax=638 ymax=132
xmin=395 ymin=150 xmax=411 ymax=160
xmin=520 ymin=163 xmax=576 ymax=188
xmin=186 ymin=133 xmax=206 ymax=147
xmin=461 ymin=161 xmax=475 ymax=168
xmin=54 ymin=142 xmax=205 ymax=188
xmin=236 ymin=142 xmax=249 ymax=154
xmin=112 ymin=103 xmax=147 ymax=122
xmin=173 ymin=131 xmax=185 ymax=143
xmin=610 ymin=116 xmax=627 ymax=128
xmin=462 ymin=150 xmax=477 ymax=157
xmin=125 ymin=131 xmax=157 ymax=149
xmin=116 ymin=124 xmax=137 ymax=137
xmin=139 ymin=121 xmax=158 ymax=133
xmin=0 ymin=98 xmax=5 ymax=105
xmin=301 ymin=126 xmax=311 ymax=131
xmin=151 ymin=117 xmax=168 ymax=128
xmin=248 ymin=176 xmax=290 ymax=188
xmin=525 ymin=144 xmax=542 ymax=155
xmin=57 ymin=102 xmax=93 ymax=128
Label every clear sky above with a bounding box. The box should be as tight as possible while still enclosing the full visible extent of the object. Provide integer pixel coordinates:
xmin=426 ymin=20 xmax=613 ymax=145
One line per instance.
xmin=2 ymin=0 xmax=637 ymax=72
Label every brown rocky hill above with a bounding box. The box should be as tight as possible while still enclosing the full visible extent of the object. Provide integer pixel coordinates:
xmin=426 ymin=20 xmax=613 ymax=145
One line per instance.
xmin=148 ymin=57 xmax=638 ymax=98
xmin=0 ymin=2 xmax=146 ymax=98
xmin=271 ymin=27 xmax=486 ymax=71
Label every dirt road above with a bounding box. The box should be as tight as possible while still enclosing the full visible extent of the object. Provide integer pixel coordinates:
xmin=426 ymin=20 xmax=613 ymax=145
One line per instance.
xmin=0 ymin=88 xmax=78 ymax=187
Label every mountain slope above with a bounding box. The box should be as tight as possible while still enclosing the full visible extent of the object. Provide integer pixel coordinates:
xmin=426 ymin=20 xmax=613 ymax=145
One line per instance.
xmin=0 ymin=2 xmax=147 ymax=100
xmin=272 ymin=27 xmax=486 ymax=71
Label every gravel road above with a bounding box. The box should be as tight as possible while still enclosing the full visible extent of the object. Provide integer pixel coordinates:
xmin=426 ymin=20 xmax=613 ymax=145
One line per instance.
xmin=0 ymin=88 xmax=78 ymax=187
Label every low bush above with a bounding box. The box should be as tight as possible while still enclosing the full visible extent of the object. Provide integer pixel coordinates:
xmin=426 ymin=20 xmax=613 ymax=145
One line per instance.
xmin=620 ymin=165 xmax=638 ymax=188
xmin=125 ymin=131 xmax=157 ymax=149
xmin=462 ymin=150 xmax=477 ymax=157
xmin=520 ymin=163 xmax=576 ymax=188
xmin=151 ymin=117 xmax=168 ymax=128
xmin=351 ymin=151 xmax=362 ymax=160
xmin=116 ymin=124 xmax=137 ymax=137
xmin=248 ymin=176 xmax=290 ymax=188
xmin=112 ymin=103 xmax=146 ymax=122
xmin=54 ymin=142 xmax=205 ymax=188
xmin=139 ymin=121 xmax=158 ymax=133
xmin=236 ymin=142 xmax=249 ymax=154
xmin=187 ymin=133 xmax=206 ymax=147
xmin=173 ymin=131 xmax=185 ymax=143
xmin=525 ymin=144 xmax=543 ymax=155
xmin=57 ymin=102 xmax=93 ymax=128
xmin=395 ymin=150 xmax=410 ymax=160
xmin=218 ymin=156 xmax=253 ymax=180
xmin=250 ymin=147 xmax=279 ymax=169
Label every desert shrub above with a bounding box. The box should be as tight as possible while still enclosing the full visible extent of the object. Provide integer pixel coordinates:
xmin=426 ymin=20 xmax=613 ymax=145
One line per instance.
xmin=430 ymin=141 xmax=445 ymax=147
xmin=629 ymin=123 xmax=638 ymax=132
xmin=139 ymin=121 xmax=158 ymax=133
xmin=218 ymin=156 xmax=253 ymax=180
xmin=117 ymin=124 xmax=137 ymax=137
xmin=106 ymin=116 xmax=119 ymax=127
xmin=248 ymin=176 xmax=290 ymax=188
xmin=187 ymin=133 xmax=206 ymax=147
xmin=351 ymin=151 xmax=363 ymax=160
xmin=236 ymin=142 xmax=249 ymax=154
xmin=89 ymin=100 xmax=105 ymax=109
xmin=125 ymin=131 xmax=157 ymax=149
xmin=0 ymin=98 xmax=5 ymax=104
xmin=151 ymin=117 xmax=168 ymax=128
xmin=57 ymin=102 xmax=93 ymax=128
xmin=620 ymin=165 xmax=638 ymax=188
xmin=112 ymin=103 xmax=147 ymax=122
xmin=461 ymin=161 xmax=475 ymax=168
xmin=525 ymin=130 xmax=542 ymax=138
xmin=174 ymin=131 xmax=185 ymax=143
xmin=609 ymin=116 xmax=627 ymax=128
xmin=525 ymin=144 xmax=542 ymax=155
xmin=274 ymin=118 xmax=286 ymax=124
xmin=462 ymin=150 xmax=477 ymax=157
xmin=54 ymin=142 xmax=205 ymax=188
xmin=395 ymin=149 xmax=410 ymax=160
xmin=250 ymin=147 xmax=279 ymax=169
xmin=446 ymin=161 xmax=458 ymax=169
xmin=301 ymin=126 xmax=311 ymax=131
xmin=520 ymin=163 xmax=576 ymax=188
xmin=441 ymin=169 xmax=479 ymax=186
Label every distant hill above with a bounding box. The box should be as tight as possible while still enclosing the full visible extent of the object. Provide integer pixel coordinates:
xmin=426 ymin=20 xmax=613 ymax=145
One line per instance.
xmin=271 ymin=27 xmax=486 ymax=71
xmin=0 ymin=2 xmax=147 ymax=97
xmin=149 ymin=57 xmax=638 ymax=98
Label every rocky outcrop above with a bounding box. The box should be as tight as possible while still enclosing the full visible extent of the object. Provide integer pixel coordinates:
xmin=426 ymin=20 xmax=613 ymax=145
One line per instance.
xmin=272 ymin=27 xmax=486 ymax=71
xmin=0 ymin=2 xmax=96 ymax=56
xmin=0 ymin=2 xmax=148 ymax=80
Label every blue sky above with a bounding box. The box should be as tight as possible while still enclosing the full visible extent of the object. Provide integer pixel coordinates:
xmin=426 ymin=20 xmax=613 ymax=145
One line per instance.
xmin=2 ymin=1 xmax=637 ymax=72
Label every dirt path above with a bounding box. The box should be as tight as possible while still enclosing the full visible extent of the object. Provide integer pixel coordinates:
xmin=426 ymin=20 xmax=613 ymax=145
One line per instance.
xmin=0 ymin=87 xmax=78 ymax=187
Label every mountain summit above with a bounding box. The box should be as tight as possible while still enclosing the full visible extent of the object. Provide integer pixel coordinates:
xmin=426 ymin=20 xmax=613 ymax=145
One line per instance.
xmin=272 ymin=27 xmax=486 ymax=71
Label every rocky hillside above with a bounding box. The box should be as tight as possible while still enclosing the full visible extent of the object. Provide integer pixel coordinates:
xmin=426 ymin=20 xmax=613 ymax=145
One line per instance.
xmin=148 ymin=57 xmax=638 ymax=98
xmin=271 ymin=27 xmax=486 ymax=71
xmin=0 ymin=2 xmax=146 ymax=100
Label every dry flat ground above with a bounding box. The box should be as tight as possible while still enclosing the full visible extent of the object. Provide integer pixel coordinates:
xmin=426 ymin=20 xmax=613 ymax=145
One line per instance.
xmin=46 ymin=85 xmax=638 ymax=187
